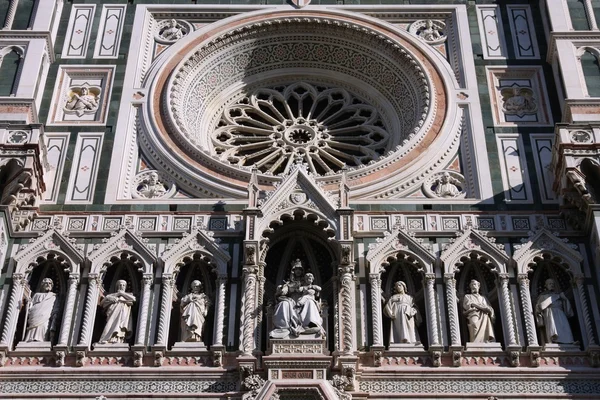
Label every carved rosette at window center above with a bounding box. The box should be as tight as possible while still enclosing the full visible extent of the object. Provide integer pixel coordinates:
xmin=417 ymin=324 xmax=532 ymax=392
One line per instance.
xmin=213 ymin=82 xmax=389 ymax=176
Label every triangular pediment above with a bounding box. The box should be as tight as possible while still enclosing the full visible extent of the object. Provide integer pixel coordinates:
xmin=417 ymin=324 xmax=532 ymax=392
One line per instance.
xmin=160 ymin=227 xmax=231 ymax=274
xmin=512 ymin=228 xmax=583 ymax=274
xmin=14 ymin=228 xmax=84 ymax=273
xmin=366 ymin=229 xmax=435 ymax=273
xmin=87 ymin=228 xmax=157 ymax=273
xmin=255 ymin=165 xmax=339 ymax=235
xmin=440 ymin=228 xmax=509 ymax=273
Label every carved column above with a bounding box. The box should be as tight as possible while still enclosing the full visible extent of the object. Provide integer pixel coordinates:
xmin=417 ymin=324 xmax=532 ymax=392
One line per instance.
xmin=338 ymin=265 xmax=356 ymax=355
xmin=255 ymin=265 xmax=266 ymax=352
xmin=498 ymin=273 xmax=518 ymax=346
xmin=57 ymin=274 xmax=80 ymax=346
xmin=517 ymin=274 xmax=538 ymax=347
xmin=135 ymin=274 xmax=153 ymax=346
xmin=425 ymin=274 xmax=440 ymax=346
xmin=239 ymin=264 xmax=258 ymax=355
xmin=574 ymin=275 xmax=597 ymax=346
xmin=444 ymin=274 xmax=461 ymax=346
xmin=584 ymin=0 xmax=599 ymax=30
xmin=0 ymin=273 xmax=26 ymax=346
xmin=3 ymin=0 xmax=18 ymax=29
xmin=155 ymin=274 xmax=175 ymax=347
xmin=78 ymin=274 xmax=101 ymax=347
xmin=369 ymin=272 xmax=384 ymax=347
xmin=213 ymin=274 xmax=227 ymax=346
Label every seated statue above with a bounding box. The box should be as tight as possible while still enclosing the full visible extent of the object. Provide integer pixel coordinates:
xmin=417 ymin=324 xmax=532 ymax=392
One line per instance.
xmin=271 ymin=259 xmax=324 ymax=338
xmin=462 ymin=279 xmax=495 ymax=343
xmin=536 ymin=279 xmax=575 ymax=344
xmin=98 ymin=280 xmax=136 ymax=344
xmin=180 ymin=280 xmax=211 ymax=342
xmin=24 ymin=278 xmax=58 ymax=342
xmin=384 ymin=281 xmax=421 ymax=345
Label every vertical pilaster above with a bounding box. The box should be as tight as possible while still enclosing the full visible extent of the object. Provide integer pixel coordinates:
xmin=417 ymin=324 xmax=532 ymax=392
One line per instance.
xmin=0 ymin=273 xmax=26 ymax=347
xmin=155 ymin=274 xmax=174 ymax=347
xmin=574 ymin=275 xmax=597 ymax=347
xmin=517 ymin=274 xmax=538 ymax=347
xmin=213 ymin=275 xmax=227 ymax=346
xmin=444 ymin=274 xmax=461 ymax=346
xmin=135 ymin=274 xmax=153 ymax=346
xmin=57 ymin=274 xmax=80 ymax=346
xmin=425 ymin=274 xmax=440 ymax=346
xmin=338 ymin=264 xmax=356 ymax=355
xmin=499 ymin=273 xmax=518 ymax=346
xmin=78 ymin=274 xmax=101 ymax=347
xmin=369 ymin=272 xmax=383 ymax=347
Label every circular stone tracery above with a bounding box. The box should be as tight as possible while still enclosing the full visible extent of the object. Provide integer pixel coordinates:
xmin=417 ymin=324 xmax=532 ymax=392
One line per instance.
xmin=213 ymin=82 xmax=389 ymax=175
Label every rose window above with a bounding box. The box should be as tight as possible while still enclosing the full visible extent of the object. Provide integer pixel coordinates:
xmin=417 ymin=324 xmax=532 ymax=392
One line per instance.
xmin=211 ymin=82 xmax=389 ymax=176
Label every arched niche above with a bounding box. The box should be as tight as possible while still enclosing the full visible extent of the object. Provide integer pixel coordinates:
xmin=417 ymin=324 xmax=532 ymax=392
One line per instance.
xmin=167 ymin=252 xmax=215 ymax=349
xmin=0 ymin=158 xmax=24 ymax=205
xmin=261 ymin=220 xmax=338 ymax=352
xmin=381 ymin=252 xmax=429 ymax=349
xmin=90 ymin=252 xmax=144 ymax=346
xmin=527 ymin=253 xmax=583 ymax=348
xmin=12 ymin=253 xmax=70 ymax=348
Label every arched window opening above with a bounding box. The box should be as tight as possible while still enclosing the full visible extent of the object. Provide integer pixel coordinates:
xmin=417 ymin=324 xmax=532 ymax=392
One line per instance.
xmin=0 ymin=49 xmax=21 ymax=96
xmin=582 ymin=51 xmax=600 ymax=97
xmin=568 ymin=0 xmax=591 ymax=30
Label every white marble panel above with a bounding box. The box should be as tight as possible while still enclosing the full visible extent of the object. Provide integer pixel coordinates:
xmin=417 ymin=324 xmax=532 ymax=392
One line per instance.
xmin=62 ymin=5 xmax=96 ymax=59
xmin=496 ymin=134 xmax=533 ymax=204
xmin=476 ymin=6 xmax=507 ymax=59
xmin=65 ymin=133 xmax=104 ymax=203
xmin=94 ymin=5 xmax=127 ymax=59
xmin=507 ymin=5 xmax=539 ymax=59
xmin=530 ymin=134 xmax=557 ymax=203
xmin=42 ymin=132 xmax=70 ymax=203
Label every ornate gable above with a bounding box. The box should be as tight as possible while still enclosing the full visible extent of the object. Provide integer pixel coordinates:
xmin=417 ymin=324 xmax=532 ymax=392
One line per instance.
xmin=87 ymin=227 xmax=157 ymax=273
xmin=14 ymin=227 xmax=84 ymax=274
xmin=160 ymin=227 xmax=231 ymax=275
xmin=440 ymin=228 xmax=508 ymax=273
xmin=366 ymin=229 xmax=435 ymax=274
xmin=512 ymin=228 xmax=583 ymax=274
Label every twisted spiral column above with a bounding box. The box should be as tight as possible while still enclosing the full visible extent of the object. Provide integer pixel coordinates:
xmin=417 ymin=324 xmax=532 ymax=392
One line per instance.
xmin=213 ymin=275 xmax=227 ymax=346
xmin=57 ymin=274 xmax=80 ymax=346
xmin=135 ymin=274 xmax=153 ymax=346
xmin=3 ymin=0 xmax=18 ymax=29
xmin=444 ymin=274 xmax=461 ymax=346
xmin=255 ymin=264 xmax=266 ymax=351
xmin=425 ymin=274 xmax=440 ymax=346
xmin=339 ymin=265 xmax=355 ymax=355
xmin=369 ymin=272 xmax=383 ymax=346
xmin=78 ymin=274 xmax=101 ymax=346
xmin=0 ymin=273 xmax=26 ymax=346
xmin=333 ymin=279 xmax=340 ymax=352
xmin=239 ymin=265 xmax=258 ymax=355
xmin=574 ymin=275 xmax=597 ymax=346
xmin=499 ymin=274 xmax=518 ymax=346
xmin=155 ymin=275 xmax=174 ymax=346
xmin=584 ymin=0 xmax=599 ymax=30
xmin=517 ymin=274 xmax=538 ymax=347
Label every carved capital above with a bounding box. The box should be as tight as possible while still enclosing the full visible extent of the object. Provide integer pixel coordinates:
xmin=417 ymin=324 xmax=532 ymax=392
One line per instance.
xmin=162 ymin=275 xmax=175 ymax=287
xmin=142 ymin=274 xmax=153 ymax=286
xmin=444 ymin=274 xmax=456 ymax=285
xmin=243 ymin=265 xmax=259 ymax=276
xmin=68 ymin=274 xmax=80 ymax=286
xmin=517 ymin=274 xmax=530 ymax=286
xmin=244 ymin=244 xmax=256 ymax=265
xmin=498 ymin=273 xmax=509 ymax=283
xmin=12 ymin=273 xmax=26 ymax=286
xmin=338 ymin=265 xmax=355 ymax=277
xmin=88 ymin=274 xmax=101 ymax=287
xmin=425 ymin=273 xmax=436 ymax=283
xmin=369 ymin=272 xmax=381 ymax=284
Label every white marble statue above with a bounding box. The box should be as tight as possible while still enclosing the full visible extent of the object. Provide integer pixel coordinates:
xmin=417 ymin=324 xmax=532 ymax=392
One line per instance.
xmin=98 ymin=280 xmax=136 ymax=344
xmin=384 ymin=281 xmax=421 ymax=345
xmin=159 ymin=19 xmax=184 ymax=41
xmin=271 ymin=260 xmax=304 ymax=337
xmin=297 ymin=273 xmax=325 ymax=335
xmin=434 ymin=172 xmax=461 ymax=198
xmin=535 ymin=278 xmax=575 ymax=344
xmin=136 ymin=172 xmax=167 ymax=199
xmin=462 ymin=279 xmax=495 ymax=343
xmin=24 ymin=278 xmax=58 ymax=342
xmin=180 ymin=280 xmax=211 ymax=342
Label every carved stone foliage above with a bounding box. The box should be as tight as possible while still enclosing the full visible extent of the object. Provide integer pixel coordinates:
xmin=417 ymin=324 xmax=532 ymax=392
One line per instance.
xmin=155 ymin=19 xmax=192 ymax=44
xmin=422 ymin=171 xmax=466 ymax=199
xmin=212 ymin=82 xmax=389 ymax=176
xmin=409 ymin=20 xmax=447 ymax=45
xmin=132 ymin=170 xmax=176 ymax=199
xmin=63 ymin=86 xmax=101 ymax=118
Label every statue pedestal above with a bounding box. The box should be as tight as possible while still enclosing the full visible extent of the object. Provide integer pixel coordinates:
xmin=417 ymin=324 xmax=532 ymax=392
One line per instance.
xmin=264 ymin=338 xmax=331 ymax=381
xmin=388 ymin=342 xmax=425 ymax=351
xmin=465 ymin=342 xmax=503 ymax=352
xmin=542 ymin=343 xmax=581 ymax=352
xmin=14 ymin=341 xmax=52 ymax=353
xmin=92 ymin=343 xmax=130 ymax=353
xmin=171 ymin=341 xmax=207 ymax=354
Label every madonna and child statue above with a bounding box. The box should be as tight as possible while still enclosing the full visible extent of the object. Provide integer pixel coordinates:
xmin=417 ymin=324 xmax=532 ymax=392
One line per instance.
xmin=270 ymin=259 xmax=325 ymax=339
